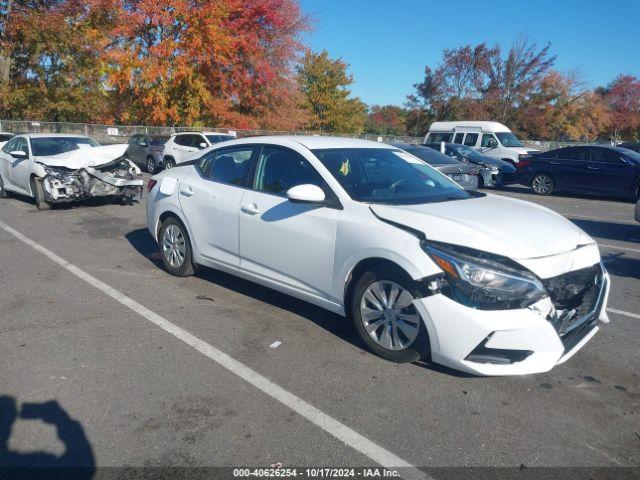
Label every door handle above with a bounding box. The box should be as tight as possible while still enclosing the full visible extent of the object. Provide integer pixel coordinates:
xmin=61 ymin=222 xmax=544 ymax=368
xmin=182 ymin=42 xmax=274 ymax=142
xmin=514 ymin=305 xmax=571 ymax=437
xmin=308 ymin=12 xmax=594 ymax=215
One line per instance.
xmin=241 ymin=203 xmax=262 ymax=215
xmin=180 ymin=185 xmax=194 ymax=197
xmin=549 ymin=161 xmax=561 ymax=165
xmin=587 ymin=166 xmax=599 ymax=170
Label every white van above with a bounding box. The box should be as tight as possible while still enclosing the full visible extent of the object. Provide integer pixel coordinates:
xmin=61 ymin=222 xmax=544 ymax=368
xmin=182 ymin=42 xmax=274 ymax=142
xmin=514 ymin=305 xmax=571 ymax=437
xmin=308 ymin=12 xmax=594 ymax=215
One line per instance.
xmin=424 ymin=121 xmax=538 ymax=165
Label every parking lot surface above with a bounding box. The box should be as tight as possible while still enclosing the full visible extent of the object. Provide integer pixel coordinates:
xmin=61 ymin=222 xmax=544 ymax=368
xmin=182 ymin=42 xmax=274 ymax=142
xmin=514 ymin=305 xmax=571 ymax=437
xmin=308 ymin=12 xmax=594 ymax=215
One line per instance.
xmin=1 ymin=180 xmax=639 ymax=477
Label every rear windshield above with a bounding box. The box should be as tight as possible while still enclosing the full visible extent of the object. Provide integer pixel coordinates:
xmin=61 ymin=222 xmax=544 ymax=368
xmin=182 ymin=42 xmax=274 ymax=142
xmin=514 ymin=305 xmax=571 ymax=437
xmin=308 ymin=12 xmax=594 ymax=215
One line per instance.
xmin=312 ymin=148 xmax=470 ymax=205
xmin=150 ymin=135 xmax=169 ymax=145
xmin=31 ymin=137 xmax=100 ymax=156
xmin=401 ymin=146 xmax=457 ymax=165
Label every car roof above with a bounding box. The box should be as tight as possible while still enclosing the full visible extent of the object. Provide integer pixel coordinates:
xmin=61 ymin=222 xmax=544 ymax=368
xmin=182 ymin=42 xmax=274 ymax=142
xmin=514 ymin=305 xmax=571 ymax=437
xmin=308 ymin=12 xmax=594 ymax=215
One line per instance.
xmin=21 ymin=133 xmax=94 ymax=139
xmin=223 ymin=135 xmax=394 ymax=150
xmin=428 ymin=121 xmax=511 ymax=133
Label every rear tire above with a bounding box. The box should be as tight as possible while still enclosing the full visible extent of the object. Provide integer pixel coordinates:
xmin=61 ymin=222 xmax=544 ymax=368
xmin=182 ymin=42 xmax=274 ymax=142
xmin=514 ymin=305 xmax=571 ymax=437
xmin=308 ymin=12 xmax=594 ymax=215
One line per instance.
xmin=531 ymin=173 xmax=554 ymax=196
xmin=349 ymin=265 xmax=429 ymax=363
xmin=30 ymin=177 xmax=51 ymax=210
xmin=158 ymin=217 xmax=195 ymax=277
xmin=164 ymin=157 xmax=175 ymax=169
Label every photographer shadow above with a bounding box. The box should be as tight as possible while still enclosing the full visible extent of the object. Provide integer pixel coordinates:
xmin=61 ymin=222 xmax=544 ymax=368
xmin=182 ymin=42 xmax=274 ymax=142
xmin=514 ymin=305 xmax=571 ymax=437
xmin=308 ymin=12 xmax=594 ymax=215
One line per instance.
xmin=0 ymin=395 xmax=95 ymax=479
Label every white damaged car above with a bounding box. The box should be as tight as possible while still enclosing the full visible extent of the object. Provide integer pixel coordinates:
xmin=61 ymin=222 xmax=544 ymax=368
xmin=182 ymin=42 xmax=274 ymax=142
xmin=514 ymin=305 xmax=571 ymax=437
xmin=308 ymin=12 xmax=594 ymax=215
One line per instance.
xmin=146 ymin=136 xmax=610 ymax=376
xmin=0 ymin=134 xmax=143 ymax=210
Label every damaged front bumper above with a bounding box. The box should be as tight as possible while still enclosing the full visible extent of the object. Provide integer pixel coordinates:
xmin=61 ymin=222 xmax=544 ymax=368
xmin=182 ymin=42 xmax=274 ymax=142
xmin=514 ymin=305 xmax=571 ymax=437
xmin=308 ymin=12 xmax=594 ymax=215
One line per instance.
xmin=40 ymin=158 xmax=143 ymax=203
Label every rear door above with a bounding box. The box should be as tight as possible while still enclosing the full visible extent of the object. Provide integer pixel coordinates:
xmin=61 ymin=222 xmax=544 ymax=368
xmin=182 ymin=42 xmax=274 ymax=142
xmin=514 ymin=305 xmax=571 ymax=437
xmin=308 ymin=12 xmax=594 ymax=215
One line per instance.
xmin=178 ymin=146 xmax=257 ymax=266
xmin=588 ymin=147 xmax=636 ymax=196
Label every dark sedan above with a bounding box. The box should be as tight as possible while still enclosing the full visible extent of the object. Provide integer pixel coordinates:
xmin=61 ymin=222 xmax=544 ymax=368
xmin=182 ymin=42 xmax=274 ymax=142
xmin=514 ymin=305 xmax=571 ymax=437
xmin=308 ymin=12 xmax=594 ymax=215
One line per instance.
xmin=424 ymin=142 xmax=516 ymax=188
xmin=388 ymin=142 xmax=479 ymax=190
xmin=125 ymin=133 xmax=170 ymax=173
xmin=518 ymin=145 xmax=640 ymax=199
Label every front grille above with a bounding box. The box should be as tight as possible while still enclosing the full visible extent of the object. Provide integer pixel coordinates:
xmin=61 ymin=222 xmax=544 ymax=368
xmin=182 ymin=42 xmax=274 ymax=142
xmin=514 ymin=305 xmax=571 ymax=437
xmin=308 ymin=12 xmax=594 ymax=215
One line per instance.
xmin=543 ymin=263 xmax=604 ymax=340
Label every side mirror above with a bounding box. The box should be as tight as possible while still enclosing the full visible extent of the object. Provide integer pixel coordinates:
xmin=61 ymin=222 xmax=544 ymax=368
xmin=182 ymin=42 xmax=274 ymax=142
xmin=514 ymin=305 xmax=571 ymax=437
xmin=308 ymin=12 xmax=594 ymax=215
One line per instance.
xmin=199 ymin=142 xmax=207 ymax=149
xmin=286 ymin=184 xmax=326 ymax=204
xmin=10 ymin=150 xmax=28 ymax=159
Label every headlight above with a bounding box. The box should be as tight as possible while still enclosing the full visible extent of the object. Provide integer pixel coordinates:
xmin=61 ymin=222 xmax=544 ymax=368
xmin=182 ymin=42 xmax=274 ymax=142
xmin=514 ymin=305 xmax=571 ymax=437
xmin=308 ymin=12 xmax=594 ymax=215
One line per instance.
xmin=421 ymin=241 xmax=546 ymax=310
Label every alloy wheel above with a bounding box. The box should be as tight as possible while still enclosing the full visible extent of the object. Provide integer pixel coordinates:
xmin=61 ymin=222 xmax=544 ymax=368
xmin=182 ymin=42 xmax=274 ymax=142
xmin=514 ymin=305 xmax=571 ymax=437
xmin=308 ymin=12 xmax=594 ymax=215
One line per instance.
xmin=147 ymin=157 xmax=156 ymax=174
xmin=532 ymin=174 xmax=553 ymax=195
xmin=162 ymin=224 xmax=186 ymax=269
xmin=359 ymin=280 xmax=420 ymax=351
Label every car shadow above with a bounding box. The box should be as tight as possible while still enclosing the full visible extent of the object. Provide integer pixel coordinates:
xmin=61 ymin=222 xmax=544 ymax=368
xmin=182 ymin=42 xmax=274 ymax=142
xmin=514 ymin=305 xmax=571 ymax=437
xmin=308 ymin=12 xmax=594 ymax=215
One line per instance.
xmin=0 ymin=395 xmax=95 ymax=478
xmin=494 ymin=185 xmax=637 ymax=204
xmin=6 ymin=192 xmax=140 ymax=210
xmin=570 ymin=219 xmax=640 ymax=244
xmin=124 ymin=227 xmax=462 ymax=377
xmin=601 ymin=252 xmax=640 ymax=280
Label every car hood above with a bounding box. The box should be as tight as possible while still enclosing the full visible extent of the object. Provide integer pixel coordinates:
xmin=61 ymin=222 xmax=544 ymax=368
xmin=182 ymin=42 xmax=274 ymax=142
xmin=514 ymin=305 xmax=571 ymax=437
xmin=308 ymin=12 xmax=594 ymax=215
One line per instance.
xmin=467 ymin=155 xmax=512 ymax=169
xmin=370 ymin=194 xmax=594 ymax=260
xmin=35 ymin=144 xmax=128 ymax=169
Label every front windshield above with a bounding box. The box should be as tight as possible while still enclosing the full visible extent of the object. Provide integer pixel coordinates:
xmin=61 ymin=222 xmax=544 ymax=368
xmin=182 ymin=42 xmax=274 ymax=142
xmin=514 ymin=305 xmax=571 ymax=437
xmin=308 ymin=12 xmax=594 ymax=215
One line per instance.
xmin=31 ymin=137 xmax=100 ymax=156
xmin=312 ymin=148 xmax=471 ymax=205
xmin=495 ymin=132 xmax=523 ymax=147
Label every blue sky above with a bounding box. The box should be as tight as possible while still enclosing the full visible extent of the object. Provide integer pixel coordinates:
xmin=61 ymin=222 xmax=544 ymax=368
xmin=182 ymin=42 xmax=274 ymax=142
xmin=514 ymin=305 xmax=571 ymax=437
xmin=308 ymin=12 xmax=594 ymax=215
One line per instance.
xmin=299 ymin=0 xmax=640 ymax=106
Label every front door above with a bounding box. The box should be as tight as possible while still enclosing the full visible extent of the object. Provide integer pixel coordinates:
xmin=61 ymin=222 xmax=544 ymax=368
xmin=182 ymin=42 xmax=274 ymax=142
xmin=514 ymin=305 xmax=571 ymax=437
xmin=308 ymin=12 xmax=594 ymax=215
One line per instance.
xmin=588 ymin=147 xmax=636 ymax=195
xmin=239 ymin=146 xmax=339 ymax=298
xmin=178 ymin=146 xmax=257 ymax=266
xmin=10 ymin=137 xmax=32 ymax=191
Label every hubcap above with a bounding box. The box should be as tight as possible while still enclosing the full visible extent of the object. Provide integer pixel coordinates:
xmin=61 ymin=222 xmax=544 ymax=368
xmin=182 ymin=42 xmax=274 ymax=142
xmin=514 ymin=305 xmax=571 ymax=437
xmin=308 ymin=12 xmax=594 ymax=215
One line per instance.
xmin=162 ymin=224 xmax=186 ymax=269
xmin=147 ymin=159 xmax=155 ymax=172
xmin=360 ymin=280 xmax=420 ymax=351
xmin=533 ymin=175 xmax=551 ymax=194
xmin=166 ymin=161 xmax=173 ymax=169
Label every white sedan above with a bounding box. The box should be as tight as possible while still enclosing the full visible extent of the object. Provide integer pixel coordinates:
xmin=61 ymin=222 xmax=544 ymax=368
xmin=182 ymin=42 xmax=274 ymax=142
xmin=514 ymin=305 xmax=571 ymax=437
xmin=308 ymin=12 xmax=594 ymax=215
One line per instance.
xmin=0 ymin=134 xmax=143 ymax=209
xmin=146 ymin=136 xmax=610 ymax=376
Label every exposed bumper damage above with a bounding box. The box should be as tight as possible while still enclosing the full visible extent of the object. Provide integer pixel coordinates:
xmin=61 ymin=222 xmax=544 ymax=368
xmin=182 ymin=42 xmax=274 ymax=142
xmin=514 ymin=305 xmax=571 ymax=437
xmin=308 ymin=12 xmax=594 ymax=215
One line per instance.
xmin=37 ymin=146 xmax=143 ymax=203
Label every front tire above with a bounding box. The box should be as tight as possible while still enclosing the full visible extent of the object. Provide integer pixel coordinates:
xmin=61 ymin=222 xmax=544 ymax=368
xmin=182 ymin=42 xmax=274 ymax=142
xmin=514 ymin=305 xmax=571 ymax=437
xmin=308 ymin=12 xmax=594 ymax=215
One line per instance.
xmin=350 ymin=266 xmax=429 ymax=363
xmin=146 ymin=156 xmax=157 ymax=174
xmin=158 ymin=217 xmax=195 ymax=277
xmin=0 ymin=174 xmax=7 ymax=198
xmin=30 ymin=177 xmax=51 ymax=210
xmin=531 ymin=173 xmax=554 ymax=196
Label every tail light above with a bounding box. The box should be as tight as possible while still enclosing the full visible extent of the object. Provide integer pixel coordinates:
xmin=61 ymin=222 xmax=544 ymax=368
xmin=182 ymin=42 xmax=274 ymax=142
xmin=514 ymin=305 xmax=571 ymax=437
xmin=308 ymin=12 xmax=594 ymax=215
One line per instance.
xmin=147 ymin=178 xmax=157 ymax=192
xmin=517 ymin=159 xmax=532 ymax=169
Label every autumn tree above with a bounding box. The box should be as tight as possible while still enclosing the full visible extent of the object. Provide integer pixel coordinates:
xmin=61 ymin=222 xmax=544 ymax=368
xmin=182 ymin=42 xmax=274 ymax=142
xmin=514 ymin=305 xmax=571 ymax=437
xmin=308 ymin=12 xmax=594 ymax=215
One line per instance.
xmin=365 ymin=105 xmax=407 ymax=136
xmin=296 ymin=50 xmax=367 ymax=134
xmin=598 ymin=75 xmax=640 ymax=141
xmin=0 ymin=0 xmax=116 ymax=122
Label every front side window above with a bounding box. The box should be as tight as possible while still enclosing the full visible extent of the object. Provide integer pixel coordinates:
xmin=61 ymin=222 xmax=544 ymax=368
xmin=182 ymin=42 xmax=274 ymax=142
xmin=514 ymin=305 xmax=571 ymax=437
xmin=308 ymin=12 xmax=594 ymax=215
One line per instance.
xmin=481 ymin=134 xmax=498 ymax=148
xmin=130 ymin=134 xmax=139 ymax=144
xmin=463 ymin=133 xmax=478 ymax=146
xmin=453 ymin=133 xmax=464 ymax=144
xmin=30 ymin=137 xmax=98 ymax=156
xmin=427 ymin=132 xmax=453 ymax=143
xmin=14 ymin=137 xmax=29 ymax=155
xmin=494 ymin=132 xmax=523 ymax=147
xmin=199 ymin=147 xmax=254 ymax=186
xmin=254 ymin=147 xmax=325 ymax=196
xmin=313 ymin=148 xmax=471 ymax=205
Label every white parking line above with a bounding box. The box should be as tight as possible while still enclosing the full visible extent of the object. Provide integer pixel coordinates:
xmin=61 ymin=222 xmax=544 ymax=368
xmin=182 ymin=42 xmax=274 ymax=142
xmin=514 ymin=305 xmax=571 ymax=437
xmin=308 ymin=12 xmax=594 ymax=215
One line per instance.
xmin=0 ymin=219 xmax=429 ymax=480
xmin=598 ymin=243 xmax=640 ymax=254
xmin=607 ymin=308 xmax=640 ymax=320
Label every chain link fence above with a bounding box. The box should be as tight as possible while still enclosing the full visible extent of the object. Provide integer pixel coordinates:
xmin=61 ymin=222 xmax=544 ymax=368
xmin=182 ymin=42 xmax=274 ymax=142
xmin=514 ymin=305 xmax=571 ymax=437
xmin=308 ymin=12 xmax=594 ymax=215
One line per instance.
xmin=0 ymin=119 xmax=424 ymax=146
xmin=0 ymin=119 xmax=606 ymax=151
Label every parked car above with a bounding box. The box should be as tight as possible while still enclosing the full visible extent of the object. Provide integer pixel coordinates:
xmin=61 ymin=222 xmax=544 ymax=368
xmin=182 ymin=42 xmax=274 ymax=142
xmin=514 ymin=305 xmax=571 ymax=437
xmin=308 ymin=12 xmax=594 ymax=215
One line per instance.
xmin=388 ymin=142 xmax=478 ymax=190
xmin=146 ymin=136 xmax=609 ymax=376
xmin=424 ymin=142 xmax=516 ymax=188
xmin=0 ymin=134 xmax=142 ymax=210
xmin=125 ymin=133 xmax=169 ymax=173
xmin=619 ymin=141 xmax=640 ymax=153
xmin=424 ymin=121 xmax=538 ymax=165
xmin=162 ymin=131 xmax=237 ymax=168
xmin=518 ymin=145 xmax=640 ymax=199
xmin=635 ymin=198 xmax=640 ymax=222
xmin=0 ymin=132 xmax=15 ymax=147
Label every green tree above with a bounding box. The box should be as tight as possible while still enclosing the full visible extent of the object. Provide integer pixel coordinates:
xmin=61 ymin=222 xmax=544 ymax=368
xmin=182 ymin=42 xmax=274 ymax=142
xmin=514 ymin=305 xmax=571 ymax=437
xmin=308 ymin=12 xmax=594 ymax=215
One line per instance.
xmin=296 ymin=50 xmax=366 ymax=134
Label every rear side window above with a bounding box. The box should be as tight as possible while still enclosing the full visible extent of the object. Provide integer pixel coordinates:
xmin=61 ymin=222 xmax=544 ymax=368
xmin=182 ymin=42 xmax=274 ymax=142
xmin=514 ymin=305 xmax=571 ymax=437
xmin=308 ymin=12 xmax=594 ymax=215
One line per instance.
xmin=558 ymin=147 xmax=588 ymax=161
xmin=254 ymin=146 xmax=325 ymax=196
xmin=591 ymin=148 xmax=623 ymax=164
xmin=199 ymin=147 xmax=255 ymax=186
xmin=453 ymin=133 xmax=464 ymax=144
xmin=427 ymin=132 xmax=453 ymax=143
xmin=463 ymin=133 xmax=478 ymax=146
